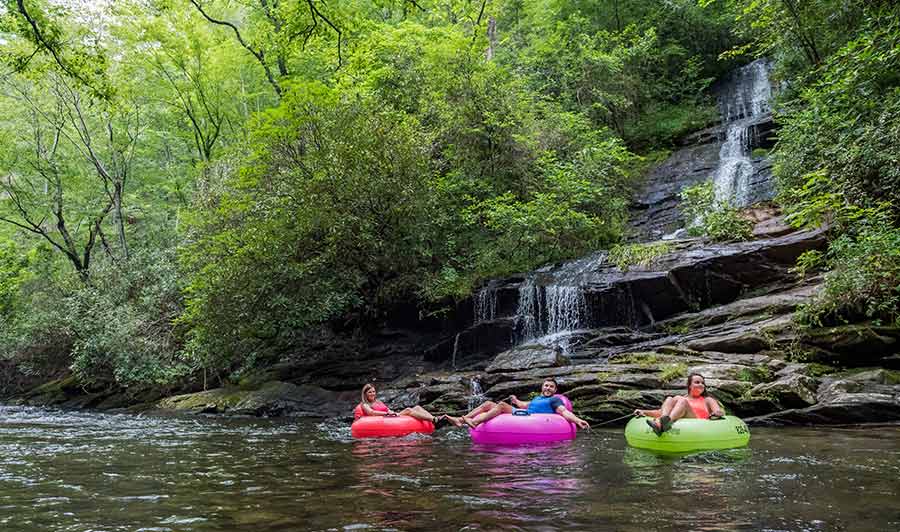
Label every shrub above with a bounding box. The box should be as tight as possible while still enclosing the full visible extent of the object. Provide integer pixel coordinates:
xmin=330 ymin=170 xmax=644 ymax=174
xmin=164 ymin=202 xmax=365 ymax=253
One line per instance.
xmin=796 ymin=218 xmax=900 ymax=327
xmin=680 ymin=181 xmax=753 ymax=241
xmin=608 ymin=241 xmax=672 ymax=271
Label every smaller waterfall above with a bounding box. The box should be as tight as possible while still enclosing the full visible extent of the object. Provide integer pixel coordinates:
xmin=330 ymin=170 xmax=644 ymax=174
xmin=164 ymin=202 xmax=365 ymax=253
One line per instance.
xmin=511 ymin=253 xmax=602 ymax=345
xmin=467 ymin=376 xmax=488 ymax=411
xmin=473 ymin=286 xmax=498 ymax=324
xmin=545 ymin=286 xmax=586 ymax=335
xmin=713 ymin=59 xmax=773 ymax=207
xmin=451 ymin=333 xmax=460 ymax=370
xmin=515 ymin=280 xmax=542 ymax=341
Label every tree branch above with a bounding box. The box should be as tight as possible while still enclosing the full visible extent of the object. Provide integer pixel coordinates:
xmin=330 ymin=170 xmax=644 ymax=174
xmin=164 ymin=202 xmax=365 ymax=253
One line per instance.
xmin=189 ymin=0 xmax=283 ymax=96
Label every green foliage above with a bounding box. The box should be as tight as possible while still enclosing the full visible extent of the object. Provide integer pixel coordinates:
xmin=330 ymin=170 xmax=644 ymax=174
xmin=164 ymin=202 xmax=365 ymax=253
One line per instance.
xmin=659 ymin=363 xmax=687 ymax=383
xmin=0 ymin=247 xmax=186 ymax=388
xmin=680 ymin=181 xmax=753 ymax=241
xmin=608 ymin=241 xmax=672 ymax=271
xmin=508 ymin=1 xmax=738 ymax=149
xmin=180 ymin=84 xmax=433 ymax=373
xmin=796 ymin=220 xmax=900 ymax=328
xmin=627 ymin=100 xmax=719 ymax=150
xmin=776 ymin=13 xmax=900 ymax=222
xmin=737 ymin=366 xmax=772 ymax=384
xmin=792 ymin=250 xmax=825 ymax=278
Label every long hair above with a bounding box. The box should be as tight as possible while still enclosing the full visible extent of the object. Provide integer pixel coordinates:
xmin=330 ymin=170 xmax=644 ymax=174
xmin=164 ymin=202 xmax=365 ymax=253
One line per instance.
xmin=686 ymin=373 xmax=708 ymax=397
xmin=361 ymin=383 xmax=376 ymax=405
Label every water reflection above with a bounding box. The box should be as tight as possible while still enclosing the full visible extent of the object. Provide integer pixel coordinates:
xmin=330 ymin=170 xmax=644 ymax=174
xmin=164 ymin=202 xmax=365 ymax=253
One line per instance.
xmin=0 ymin=406 xmax=898 ymax=531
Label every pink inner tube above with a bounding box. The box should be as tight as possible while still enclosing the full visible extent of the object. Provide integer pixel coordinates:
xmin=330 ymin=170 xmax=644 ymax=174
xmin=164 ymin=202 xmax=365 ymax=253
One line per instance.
xmin=468 ymin=395 xmax=577 ymax=445
xmin=351 ymin=415 xmax=435 ymax=439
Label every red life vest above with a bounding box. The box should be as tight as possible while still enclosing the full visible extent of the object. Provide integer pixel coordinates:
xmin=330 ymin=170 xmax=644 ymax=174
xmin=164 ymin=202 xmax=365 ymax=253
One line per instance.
xmin=353 ymin=400 xmax=389 ymax=420
xmin=687 ymin=396 xmax=710 ymax=419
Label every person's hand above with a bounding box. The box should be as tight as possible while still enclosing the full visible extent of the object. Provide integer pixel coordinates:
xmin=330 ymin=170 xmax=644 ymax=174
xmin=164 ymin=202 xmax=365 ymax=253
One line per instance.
xmin=633 ymin=409 xmax=644 ymax=417
xmin=576 ymin=419 xmax=590 ymax=430
xmin=507 ymin=394 xmax=518 ymax=404
xmin=386 ymin=410 xmax=397 ymax=417
xmin=709 ymin=413 xmax=725 ymax=420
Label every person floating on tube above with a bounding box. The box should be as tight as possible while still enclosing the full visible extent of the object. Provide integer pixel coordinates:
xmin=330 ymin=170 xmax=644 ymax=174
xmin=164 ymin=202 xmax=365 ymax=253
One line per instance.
xmin=634 ymin=373 xmax=725 ymax=436
xmin=450 ymin=377 xmax=590 ymax=430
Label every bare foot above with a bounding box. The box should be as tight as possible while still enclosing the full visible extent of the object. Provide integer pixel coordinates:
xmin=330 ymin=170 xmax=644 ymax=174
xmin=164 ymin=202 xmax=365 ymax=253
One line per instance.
xmin=445 ymin=415 xmax=464 ymax=428
xmin=462 ymin=416 xmax=478 ymax=429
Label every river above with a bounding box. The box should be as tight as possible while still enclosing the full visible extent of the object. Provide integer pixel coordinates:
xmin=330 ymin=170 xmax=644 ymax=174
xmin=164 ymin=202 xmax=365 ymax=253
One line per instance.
xmin=1 ymin=405 xmax=898 ymax=531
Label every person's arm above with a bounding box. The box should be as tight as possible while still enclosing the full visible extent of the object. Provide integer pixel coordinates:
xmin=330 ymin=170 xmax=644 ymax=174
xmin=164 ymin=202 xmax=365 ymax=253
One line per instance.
xmin=706 ymin=397 xmax=725 ymax=418
xmin=634 ymin=408 xmax=661 ymax=417
xmin=508 ymin=395 xmax=529 ymax=409
xmin=361 ymin=403 xmax=392 ymax=416
xmin=556 ymin=405 xmax=590 ymax=430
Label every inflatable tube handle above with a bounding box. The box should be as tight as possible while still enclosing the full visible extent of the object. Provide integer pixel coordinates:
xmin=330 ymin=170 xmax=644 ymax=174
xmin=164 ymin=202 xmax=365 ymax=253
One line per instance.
xmin=512 ymin=410 xmax=531 ymax=416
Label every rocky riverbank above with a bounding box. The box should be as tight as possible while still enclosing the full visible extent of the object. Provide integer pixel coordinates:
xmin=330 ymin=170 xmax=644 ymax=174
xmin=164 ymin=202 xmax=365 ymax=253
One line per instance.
xmin=12 ymin=212 xmax=898 ymax=427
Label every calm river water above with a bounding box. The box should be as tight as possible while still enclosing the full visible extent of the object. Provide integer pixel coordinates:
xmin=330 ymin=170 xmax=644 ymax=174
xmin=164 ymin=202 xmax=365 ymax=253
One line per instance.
xmin=0 ymin=405 xmax=898 ymax=531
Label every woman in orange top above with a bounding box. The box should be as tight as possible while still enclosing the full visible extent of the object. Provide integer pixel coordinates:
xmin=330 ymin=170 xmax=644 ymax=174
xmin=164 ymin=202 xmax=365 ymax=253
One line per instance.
xmin=355 ymin=383 xmax=450 ymax=428
xmin=634 ymin=373 xmax=725 ymax=436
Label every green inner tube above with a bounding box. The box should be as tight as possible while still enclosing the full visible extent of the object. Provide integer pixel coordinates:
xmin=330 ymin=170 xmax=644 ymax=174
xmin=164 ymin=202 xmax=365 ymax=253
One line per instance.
xmin=625 ymin=415 xmax=750 ymax=453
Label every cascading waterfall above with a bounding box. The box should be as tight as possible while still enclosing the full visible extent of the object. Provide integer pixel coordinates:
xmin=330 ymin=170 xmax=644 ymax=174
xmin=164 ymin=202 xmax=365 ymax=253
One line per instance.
xmin=713 ymin=59 xmax=773 ymax=207
xmin=511 ymin=253 xmax=601 ymax=345
xmin=545 ymin=286 xmax=586 ymax=335
xmin=515 ymin=280 xmax=542 ymax=341
xmin=473 ymin=287 xmax=497 ymax=324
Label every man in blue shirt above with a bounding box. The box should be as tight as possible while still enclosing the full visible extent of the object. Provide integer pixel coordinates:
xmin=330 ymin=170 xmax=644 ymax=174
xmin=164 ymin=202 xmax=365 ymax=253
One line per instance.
xmin=454 ymin=378 xmax=590 ymax=430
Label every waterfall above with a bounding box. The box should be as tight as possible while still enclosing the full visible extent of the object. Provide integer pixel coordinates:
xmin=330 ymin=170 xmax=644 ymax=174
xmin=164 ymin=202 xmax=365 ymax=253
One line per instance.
xmin=713 ymin=59 xmax=773 ymax=207
xmin=451 ymin=332 xmax=460 ymax=370
xmin=473 ymin=286 xmax=497 ymax=324
xmin=515 ymin=280 xmax=542 ymax=341
xmin=467 ymin=376 xmax=487 ymax=411
xmin=510 ymin=253 xmax=601 ymax=345
xmin=545 ymin=286 xmax=585 ymax=335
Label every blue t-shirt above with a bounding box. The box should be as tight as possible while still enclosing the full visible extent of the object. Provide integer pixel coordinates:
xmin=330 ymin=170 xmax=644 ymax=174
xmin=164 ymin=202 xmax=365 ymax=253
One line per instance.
xmin=527 ymin=395 xmax=564 ymax=414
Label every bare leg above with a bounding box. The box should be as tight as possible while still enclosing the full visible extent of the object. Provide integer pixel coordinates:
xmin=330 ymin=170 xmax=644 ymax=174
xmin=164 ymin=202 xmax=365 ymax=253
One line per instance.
xmin=466 ymin=402 xmax=514 ymax=428
xmin=462 ymin=401 xmax=497 ymax=420
xmin=666 ymin=396 xmax=697 ymax=422
xmin=398 ymin=406 xmax=438 ymax=423
xmin=648 ymin=397 xmax=676 ymax=429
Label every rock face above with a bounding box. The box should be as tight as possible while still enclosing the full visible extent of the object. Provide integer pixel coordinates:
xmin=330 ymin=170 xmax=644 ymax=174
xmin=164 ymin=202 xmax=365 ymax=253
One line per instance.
xmin=143 ymin=211 xmax=900 ymax=426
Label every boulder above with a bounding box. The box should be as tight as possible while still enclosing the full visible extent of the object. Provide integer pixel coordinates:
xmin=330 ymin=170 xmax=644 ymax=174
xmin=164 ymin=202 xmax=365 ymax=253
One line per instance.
xmin=156 ymin=382 xmax=354 ymax=417
xmin=800 ymin=324 xmax=900 ymax=366
xmin=486 ymin=344 xmax=570 ymax=373
xmin=748 ymin=391 xmax=900 ymax=425
xmin=750 ymin=374 xmax=819 ymax=408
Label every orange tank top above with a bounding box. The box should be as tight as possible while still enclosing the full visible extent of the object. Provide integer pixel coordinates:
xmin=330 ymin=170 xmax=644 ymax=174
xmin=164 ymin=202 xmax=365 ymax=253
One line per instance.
xmin=353 ymin=400 xmax=389 ymax=420
xmin=687 ymin=397 xmax=710 ymax=419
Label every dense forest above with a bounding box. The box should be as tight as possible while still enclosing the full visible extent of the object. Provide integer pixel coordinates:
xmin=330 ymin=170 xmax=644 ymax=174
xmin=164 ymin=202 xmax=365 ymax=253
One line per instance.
xmin=0 ymin=0 xmax=897 ymax=397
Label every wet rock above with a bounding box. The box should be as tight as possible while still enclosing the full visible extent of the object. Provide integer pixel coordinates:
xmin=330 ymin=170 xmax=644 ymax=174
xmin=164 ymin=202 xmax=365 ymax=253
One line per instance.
xmin=157 ymin=382 xmax=354 ymax=417
xmin=685 ymin=331 xmax=771 ymax=353
xmin=748 ymin=391 xmax=900 ymax=425
xmin=708 ymin=379 xmax=754 ymax=399
xmin=687 ymin=363 xmax=765 ymax=383
xmin=750 ymin=374 xmax=819 ymax=408
xmin=486 ymin=344 xmax=570 ymax=373
xmin=799 ymin=324 xmax=900 ymax=366
xmin=752 ymin=215 xmax=794 ymax=239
